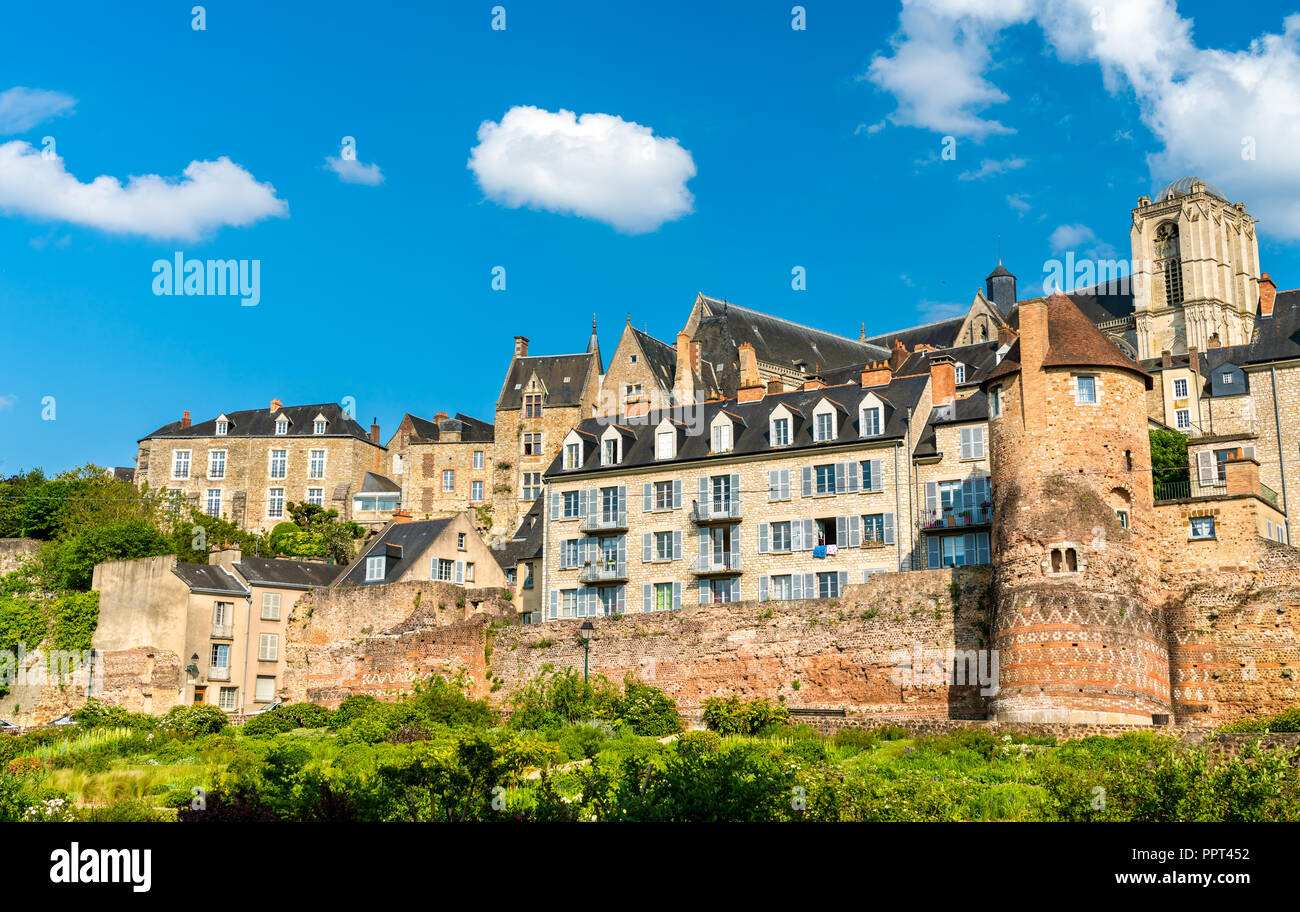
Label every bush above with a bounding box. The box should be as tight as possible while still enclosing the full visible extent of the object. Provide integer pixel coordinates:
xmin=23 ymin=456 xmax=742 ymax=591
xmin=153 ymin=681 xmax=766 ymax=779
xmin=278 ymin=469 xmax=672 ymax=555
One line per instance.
xmin=240 ymin=711 xmax=296 ymax=737
xmin=1220 ymin=707 xmax=1300 ymax=733
xmin=73 ymin=698 xmax=156 ymax=731
xmin=160 ymin=704 xmax=230 ymax=737
xmin=833 ymin=725 xmax=909 ymax=750
xmin=612 ymin=675 xmax=681 ymax=736
xmin=329 ymin=694 xmax=383 ymax=728
xmin=700 ymin=696 xmax=790 ymax=736
xmin=509 ymin=667 xmax=618 ymax=730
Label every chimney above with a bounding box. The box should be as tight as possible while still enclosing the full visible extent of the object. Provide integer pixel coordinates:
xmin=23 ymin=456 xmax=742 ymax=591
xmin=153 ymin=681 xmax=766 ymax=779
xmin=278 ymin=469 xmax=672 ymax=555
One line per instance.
xmin=370 ymin=418 xmax=380 ymax=445
xmin=1208 ymin=332 xmax=1222 ymax=350
xmin=1224 ymin=455 xmax=1261 ymax=498
xmin=997 ymin=325 xmax=1015 ymax=347
xmin=673 ymin=330 xmax=696 ymax=403
xmin=888 ymin=339 xmax=909 ymax=373
xmin=1260 ymin=273 xmax=1277 ymax=317
xmin=929 ymin=355 xmax=956 ymax=408
xmin=736 ymin=341 xmax=765 ymax=402
xmin=766 ymin=379 xmax=783 ymax=394
xmin=391 ymin=509 xmax=414 ymax=524
xmin=860 ymin=360 xmax=892 ymax=389
xmin=1161 ymin=349 xmax=1172 ymax=368
xmin=1188 ymin=345 xmax=1200 ymax=376
xmin=270 ymin=398 xmax=282 ymax=413
xmin=514 ymin=335 xmax=529 ymax=358
xmin=434 ymin=411 xmax=448 ymax=422
xmin=801 ymin=374 xmax=826 ymax=392
xmin=626 ymin=398 xmax=652 ymax=418
xmin=181 ymin=410 xmax=191 ymax=429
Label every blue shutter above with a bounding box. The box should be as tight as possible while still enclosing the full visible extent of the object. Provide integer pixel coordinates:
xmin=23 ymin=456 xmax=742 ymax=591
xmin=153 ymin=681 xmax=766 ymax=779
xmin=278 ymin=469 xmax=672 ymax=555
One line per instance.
xmin=758 ymin=522 xmax=769 ymax=554
xmin=834 ymin=462 xmax=846 ymax=494
xmin=844 ymin=461 xmax=859 ymax=493
xmin=550 ymin=491 xmax=561 ymax=520
xmin=883 ymin=512 xmax=895 ymax=545
xmin=643 ymin=483 xmax=652 ymax=512
xmin=927 ymin=536 xmax=941 ymax=569
xmin=802 ymin=466 xmax=813 ymax=497
xmin=549 ymin=589 xmax=558 ymax=618
xmin=672 ymin=479 xmax=682 ymax=509
xmin=672 ymin=530 xmax=682 ymax=561
xmin=642 ymin=532 xmax=652 ymax=562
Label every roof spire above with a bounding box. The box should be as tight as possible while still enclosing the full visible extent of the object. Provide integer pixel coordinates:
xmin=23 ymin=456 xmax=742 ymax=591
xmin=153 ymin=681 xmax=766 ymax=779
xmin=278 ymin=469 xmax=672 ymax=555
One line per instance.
xmin=859 ymin=322 xmax=867 ymax=342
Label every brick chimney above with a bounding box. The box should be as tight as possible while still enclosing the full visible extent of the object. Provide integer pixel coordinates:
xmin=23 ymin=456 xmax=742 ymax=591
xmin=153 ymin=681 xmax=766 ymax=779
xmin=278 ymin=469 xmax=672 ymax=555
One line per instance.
xmin=736 ymin=341 xmax=765 ymax=402
xmin=370 ymin=418 xmax=381 ymax=445
xmin=1188 ymin=345 xmax=1200 ymax=376
xmin=270 ymin=398 xmax=282 ymax=413
xmin=860 ymin=360 xmax=892 ymax=389
xmin=391 ymin=509 xmax=414 ymax=524
xmin=673 ymin=330 xmax=696 ymax=403
xmin=801 ymin=374 xmax=826 ymax=392
xmin=181 ymin=410 xmax=191 ymax=429
xmin=1224 ymin=455 xmax=1260 ymax=498
xmin=1260 ymin=273 xmax=1277 ymax=317
xmin=929 ymin=355 xmax=956 ymax=408
xmin=514 ymin=335 xmax=529 ymax=358
xmin=997 ymin=325 xmax=1016 ymax=347
xmin=1208 ymin=332 xmax=1222 ymax=350
xmin=1161 ymin=349 xmax=1172 ymax=368
xmin=888 ymin=339 xmax=909 ymax=373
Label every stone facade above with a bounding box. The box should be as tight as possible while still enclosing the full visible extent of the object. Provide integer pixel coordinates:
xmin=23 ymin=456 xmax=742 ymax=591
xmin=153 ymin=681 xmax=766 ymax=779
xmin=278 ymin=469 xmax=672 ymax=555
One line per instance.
xmin=384 ymin=412 xmax=494 ymax=525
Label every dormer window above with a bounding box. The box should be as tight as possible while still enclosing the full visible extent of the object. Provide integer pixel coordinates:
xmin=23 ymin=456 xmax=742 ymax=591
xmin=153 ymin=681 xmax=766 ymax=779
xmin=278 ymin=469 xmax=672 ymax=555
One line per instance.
xmin=564 ymin=442 xmax=581 ymax=469
xmin=275 ymin=418 xmax=288 ymax=435
xmin=314 ymin=419 xmax=327 ymax=434
xmin=860 ymin=405 xmax=881 ymax=437
xmin=954 ymin=363 xmax=966 ymax=384
xmin=655 ymin=419 xmax=677 ymax=461
xmin=710 ymin=413 xmax=734 ymax=454
xmin=215 ymin=419 xmax=228 ymax=436
xmin=772 ymin=417 xmax=789 ymax=447
xmin=602 ymin=439 xmax=618 ymax=466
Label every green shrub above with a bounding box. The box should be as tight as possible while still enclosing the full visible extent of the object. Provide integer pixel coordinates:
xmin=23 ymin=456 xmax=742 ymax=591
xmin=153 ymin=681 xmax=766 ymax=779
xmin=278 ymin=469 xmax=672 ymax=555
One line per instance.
xmin=676 ymin=730 xmax=721 ymax=757
xmin=329 ymin=694 xmax=383 ymax=728
xmin=833 ymin=725 xmax=909 ymax=750
xmin=700 ymin=695 xmax=790 ymax=736
xmin=612 ymin=675 xmax=681 ymax=736
xmin=1220 ymin=707 xmax=1300 ymax=733
xmin=240 ymin=711 xmax=296 ymax=737
xmin=159 ymin=704 xmax=230 ymax=737
xmin=508 ymin=667 xmax=618 ymax=730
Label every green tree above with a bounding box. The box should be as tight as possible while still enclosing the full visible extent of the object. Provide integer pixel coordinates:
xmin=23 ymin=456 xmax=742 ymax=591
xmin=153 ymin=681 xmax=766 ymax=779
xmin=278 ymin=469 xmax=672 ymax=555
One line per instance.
xmin=1149 ymin=428 xmax=1190 ymax=499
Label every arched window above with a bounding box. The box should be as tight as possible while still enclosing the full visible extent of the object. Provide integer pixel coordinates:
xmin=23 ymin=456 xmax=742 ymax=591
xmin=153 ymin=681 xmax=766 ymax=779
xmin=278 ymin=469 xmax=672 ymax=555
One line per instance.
xmin=1155 ymin=222 xmax=1183 ymax=307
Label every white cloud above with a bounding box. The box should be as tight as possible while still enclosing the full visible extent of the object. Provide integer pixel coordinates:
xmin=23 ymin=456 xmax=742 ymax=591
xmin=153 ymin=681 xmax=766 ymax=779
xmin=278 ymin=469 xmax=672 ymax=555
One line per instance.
xmin=467 ymin=105 xmax=696 ymax=234
xmin=0 ymin=394 xmax=16 ymax=411
xmin=958 ymin=156 xmax=1027 ymax=180
xmin=0 ymin=141 xmax=288 ymax=240
xmin=1006 ymin=192 xmax=1032 ymax=215
xmin=0 ymin=87 xmax=76 ymax=134
xmin=867 ymin=1 xmax=1300 ymax=239
xmin=1049 ymin=223 xmax=1096 ymax=252
xmin=916 ymin=298 xmax=969 ymax=321
xmin=326 ymin=155 xmax=384 ymax=186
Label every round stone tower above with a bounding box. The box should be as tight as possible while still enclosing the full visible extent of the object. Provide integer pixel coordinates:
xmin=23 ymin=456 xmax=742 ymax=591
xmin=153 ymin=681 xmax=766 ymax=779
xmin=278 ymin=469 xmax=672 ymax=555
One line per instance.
xmin=983 ymin=292 xmax=1171 ymax=724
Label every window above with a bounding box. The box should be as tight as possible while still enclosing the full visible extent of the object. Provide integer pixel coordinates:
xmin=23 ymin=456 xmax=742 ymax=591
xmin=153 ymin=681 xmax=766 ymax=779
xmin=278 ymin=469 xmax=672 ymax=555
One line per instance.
xmin=562 ymin=491 xmax=580 ymax=518
xmin=308 ymin=449 xmax=326 ymax=478
xmin=259 ymin=633 xmax=279 ymax=661
xmin=523 ymin=433 xmax=542 ymax=456
xmin=213 ymin=601 xmax=231 ymax=634
xmin=815 ymin=412 xmax=834 ymax=442
xmin=816 ymin=572 xmax=841 ymax=599
xmin=208 ymin=450 xmax=226 ymax=479
xmin=814 ymin=464 xmax=835 ymax=495
xmin=860 ymin=407 xmax=881 ymax=437
xmin=393 ymin=454 xmax=404 ymax=475
xmin=653 ymin=481 xmax=674 ymax=510
xmin=521 ymin=473 xmax=541 ymax=500
xmin=954 ymin=363 xmax=966 ymax=384
xmin=656 ymin=430 xmax=675 ymax=460
xmin=560 ymin=540 xmax=581 ymax=569
xmin=314 ymin=419 xmax=326 ymax=434
xmin=990 ymin=386 xmax=1003 ymax=418
xmin=863 ymin=513 xmax=886 ymax=544
xmin=471 ymin=481 xmax=484 ymax=502
xmin=365 ymin=555 xmax=385 ymax=581
xmin=768 ymin=468 xmax=791 ymax=501
xmin=770 ymin=521 xmax=792 ymax=553
xmin=219 ymin=687 xmax=238 ymax=710
xmin=712 ymin=422 xmax=732 ymax=453
xmin=442 ymin=469 xmax=455 ymax=492
xmin=654 ymin=582 xmax=674 ymax=611
xmin=193 ymin=686 xmax=206 ymax=704
xmin=960 ymin=426 xmax=986 ymax=460
xmin=770 ymin=575 xmax=793 ymax=601
xmin=435 ymin=558 xmax=454 ymax=581
xmin=210 ymin=643 xmax=230 ymax=669
xmin=1172 ymin=378 xmax=1188 ymax=399
xmin=255 ymin=675 xmax=275 ymax=703
xmin=1049 ymin=547 xmax=1079 ymax=574
xmin=215 ymin=420 xmax=228 ymax=436
xmin=473 ymin=450 xmax=484 ymax=469
xmin=267 ymin=488 xmax=285 ymax=519
xmin=654 ymin=531 xmax=674 ymax=561
xmin=926 ymin=532 xmax=991 ymax=568
xmin=172 ymin=450 xmax=191 ymax=479
xmin=1117 ymin=509 xmax=1129 ymax=529
xmin=565 ymin=442 xmax=582 ymax=469
xmin=205 ymin=488 xmax=222 ymax=517
xmin=524 ymin=394 xmax=542 ymax=417
xmin=625 ymin=382 xmax=642 ymax=401
xmin=1221 ymin=372 xmax=1234 ymax=385
xmin=1075 ymin=375 xmax=1097 ymax=404
xmin=275 ymin=418 xmax=288 ymax=435
xmin=1190 ymin=516 xmax=1216 ymax=539
xmin=1175 ymin=409 xmax=1191 ymax=430
xmin=1156 ymin=222 xmax=1184 ymax=307
xmin=464 ymin=562 xmax=475 ymax=583
xmin=457 ymin=532 xmax=467 ymax=551
xmin=261 ymin=592 xmax=281 ymax=620
xmin=307 ymin=487 xmax=324 ymax=507
xmin=772 ymin=417 xmax=790 ymax=447
xmin=269 ymin=449 xmax=287 ymax=479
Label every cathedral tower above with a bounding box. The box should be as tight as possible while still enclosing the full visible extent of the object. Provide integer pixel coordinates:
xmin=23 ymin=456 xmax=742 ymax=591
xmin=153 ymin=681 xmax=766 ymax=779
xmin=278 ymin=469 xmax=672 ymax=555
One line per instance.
xmin=1131 ymin=177 xmax=1260 ymax=360
xmin=984 ymin=292 xmax=1171 ymax=723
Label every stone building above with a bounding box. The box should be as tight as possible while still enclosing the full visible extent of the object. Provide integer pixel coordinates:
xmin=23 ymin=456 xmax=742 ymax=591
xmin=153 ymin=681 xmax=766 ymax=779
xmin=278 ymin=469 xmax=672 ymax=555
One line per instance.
xmin=491 ymin=327 xmax=603 ymax=540
xmin=384 ymin=412 xmax=495 ymax=522
xmin=335 ymin=512 xmax=508 ymax=589
xmin=596 ymin=319 xmax=678 ymax=418
xmin=134 ymin=400 xmax=385 ymax=533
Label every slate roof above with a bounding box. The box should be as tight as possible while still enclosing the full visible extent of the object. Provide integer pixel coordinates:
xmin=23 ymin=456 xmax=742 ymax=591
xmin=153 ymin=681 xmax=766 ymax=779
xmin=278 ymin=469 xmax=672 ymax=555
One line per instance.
xmin=337 ymin=518 xmax=454 ymax=586
xmin=1243 ymin=290 xmax=1300 ymax=365
xmin=544 ymin=373 xmax=930 ymax=479
xmin=493 ymin=498 xmax=544 ymax=569
xmin=235 ymin=556 xmax=341 ymax=589
xmin=987 ymin=292 xmax=1151 ymax=387
xmin=406 ymin=412 xmax=494 ymax=443
xmin=172 ymin=563 xmax=249 ymax=594
xmin=359 ymin=471 xmax=402 ymax=493
xmin=631 ymin=327 xmax=677 ymax=390
xmin=1156 ymin=176 xmax=1228 ymax=202
xmin=142 ymin=402 xmax=374 ymax=444
xmin=497 ymin=353 xmax=597 ymax=410
xmin=864 ymin=315 xmax=967 ymax=352
xmin=822 ymin=341 xmax=1001 ymax=389
xmin=697 ymin=295 xmax=890 ymax=370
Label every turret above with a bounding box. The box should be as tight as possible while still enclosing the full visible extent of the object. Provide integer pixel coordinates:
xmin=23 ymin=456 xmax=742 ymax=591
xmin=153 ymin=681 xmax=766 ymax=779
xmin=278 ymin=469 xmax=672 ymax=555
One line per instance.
xmin=985 ymin=261 xmax=1016 ymax=315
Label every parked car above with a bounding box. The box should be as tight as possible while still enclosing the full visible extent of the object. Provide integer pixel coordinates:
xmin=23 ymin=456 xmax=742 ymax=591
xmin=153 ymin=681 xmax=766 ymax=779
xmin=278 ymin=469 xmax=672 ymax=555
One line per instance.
xmin=50 ymin=714 xmax=77 ymax=726
xmin=246 ymin=701 xmax=283 ymax=717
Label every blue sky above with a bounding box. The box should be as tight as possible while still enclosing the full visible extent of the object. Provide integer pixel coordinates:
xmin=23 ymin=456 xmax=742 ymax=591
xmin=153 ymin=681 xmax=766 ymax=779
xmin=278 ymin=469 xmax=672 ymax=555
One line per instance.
xmin=2 ymin=0 xmax=1299 ymax=473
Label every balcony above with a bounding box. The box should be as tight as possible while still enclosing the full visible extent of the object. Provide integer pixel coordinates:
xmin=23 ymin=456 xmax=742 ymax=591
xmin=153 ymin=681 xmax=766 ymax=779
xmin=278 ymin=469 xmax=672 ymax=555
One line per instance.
xmin=690 ymin=499 xmax=742 ymax=524
xmin=578 ymin=561 xmax=628 ymax=583
xmin=919 ymin=504 xmax=992 ymax=531
xmin=579 ymin=511 xmax=628 ymax=533
xmin=690 ymin=553 xmax=742 ymax=575
xmin=207 ymin=665 xmax=231 ymax=682
xmin=211 ymin=623 xmax=233 ymax=639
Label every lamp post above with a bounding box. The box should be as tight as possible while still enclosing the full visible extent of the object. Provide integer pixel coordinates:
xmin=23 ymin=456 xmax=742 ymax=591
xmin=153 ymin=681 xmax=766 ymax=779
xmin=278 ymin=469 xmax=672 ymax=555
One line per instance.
xmin=577 ymin=621 xmax=595 ymax=682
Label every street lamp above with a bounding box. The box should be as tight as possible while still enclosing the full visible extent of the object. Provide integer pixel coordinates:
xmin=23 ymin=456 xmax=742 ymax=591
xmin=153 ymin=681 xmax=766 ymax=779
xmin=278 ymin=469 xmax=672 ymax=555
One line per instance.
xmin=577 ymin=621 xmax=595 ymax=682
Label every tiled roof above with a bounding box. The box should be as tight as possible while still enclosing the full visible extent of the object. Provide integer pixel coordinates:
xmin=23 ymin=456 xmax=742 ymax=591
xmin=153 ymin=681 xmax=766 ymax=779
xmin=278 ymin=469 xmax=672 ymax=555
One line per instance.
xmin=987 ymin=292 xmax=1150 ymax=386
xmin=143 ymin=402 xmax=374 ymax=444
xmin=235 ymin=556 xmax=341 ymax=588
xmin=497 ymin=353 xmax=597 ymax=410
xmin=544 ymin=373 xmax=929 ymax=479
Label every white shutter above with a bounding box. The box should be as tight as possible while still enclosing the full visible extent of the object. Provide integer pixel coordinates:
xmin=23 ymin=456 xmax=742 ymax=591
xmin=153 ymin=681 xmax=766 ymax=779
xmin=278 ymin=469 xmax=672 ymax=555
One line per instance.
xmin=834 ymin=462 xmax=847 ymax=494
xmin=672 ymin=582 xmax=681 ymax=610
xmin=642 ymin=584 xmax=651 ymax=612
xmin=758 ymin=522 xmax=770 ymax=553
xmin=845 ymin=461 xmax=859 ymax=493
xmin=836 ymin=515 xmax=847 ymax=546
xmin=792 ymin=573 xmax=803 ymax=599
xmin=804 ymin=519 xmax=816 ymax=550
xmin=672 ymin=479 xmax=682 ymax=509
xmin=673 ymin=531 xmax=682 ymax=560
xmin=454 ymin=560 xmax=465 ymax=584
xmin=802 ymin=466 xmax=813 ymax=497
xmin=549 ymin=589 xmax=559 ymax=619
xmin=1243 ymin=445 xmax=1257 ymax=462
xmin=769 ymin=470 xmax=780 ymax=501
xmin=1196 ymin=450 xmax=1215 ymax=486
xmin=642 ymin=532 xmax=652 ymax=562
xmin=925 ymin=482 xmax=938 ymax=513
xmin=729 ymin=474 xmax=741 ymax=515
xmin=643 ymin=483 xmax=653 ymax=512
xmin=791 ymin=520 xmax=803 ymax=552
xmin=550 ymin=491 xmax=561 ymax=520
xmin=848 ymin=514 xmax=861 ymax=548
xmin=883 ymin=512 xmax=895 ymax=545
xmin=758 ymin=575 xmax=769 ymax=601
